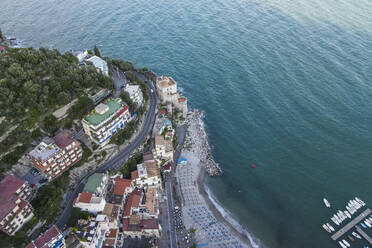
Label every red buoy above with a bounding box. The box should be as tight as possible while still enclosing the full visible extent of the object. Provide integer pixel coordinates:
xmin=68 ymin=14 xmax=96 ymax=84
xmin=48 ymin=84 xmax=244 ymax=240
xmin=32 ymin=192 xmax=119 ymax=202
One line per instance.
xmin=251 ymin=163 xmax=256 ymax=168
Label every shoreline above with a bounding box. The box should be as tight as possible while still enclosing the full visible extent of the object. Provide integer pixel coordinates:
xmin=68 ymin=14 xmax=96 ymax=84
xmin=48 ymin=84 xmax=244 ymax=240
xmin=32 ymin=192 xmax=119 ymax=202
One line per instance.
xmin=179 ymin=110 xmax=259 ymax=248
xmin=197 ymin=165 xmax=255 ymax=248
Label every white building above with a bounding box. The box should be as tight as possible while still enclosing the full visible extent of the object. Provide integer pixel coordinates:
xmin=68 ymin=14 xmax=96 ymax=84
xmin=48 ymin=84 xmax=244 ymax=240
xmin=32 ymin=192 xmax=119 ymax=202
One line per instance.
xmin=74 ymin=216 xmax=109 ymax=248
xmin=82 ymin=98 xmax=131 ymax=146
xmin=26 ymin=225 xmax=65 ymax=248
xmin=71 ymin=50 xmax=88 ymax=63
xmin=154 ymin=134 xmax=174 ymax=162
xmin=87 ymin=56 xmax=109 ymax=76
xmin=74 ymin=173 xmax=108 ymax=213
xmin=134 ymin=162 xmax=161 ymax=189
xmin=156 ymin=76 xmax=188 ymax=118
xmin=124 ymin=84 xmax=143 ymax=105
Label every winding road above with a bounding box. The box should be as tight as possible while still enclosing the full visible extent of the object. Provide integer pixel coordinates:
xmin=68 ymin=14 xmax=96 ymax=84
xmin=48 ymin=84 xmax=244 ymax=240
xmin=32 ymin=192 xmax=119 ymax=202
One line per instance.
xmin=56 ymin=71 xmax=157 ymax=229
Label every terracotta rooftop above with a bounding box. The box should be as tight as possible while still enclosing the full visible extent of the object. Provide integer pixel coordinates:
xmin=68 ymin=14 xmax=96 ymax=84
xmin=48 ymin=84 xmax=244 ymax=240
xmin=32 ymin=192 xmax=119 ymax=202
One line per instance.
xmin=77 ymin=192 xmax=93 ymax=204
xmin=131 ymin=170 xmax=138 ymax=180
xmin=114 ymin=178 xmax=131 ymax=196
xmin=157 ymin=109 xmax=166 ymax=115
xmin=33 ymin=225 xmax=61 ymax=248
xmin=123 ymin=193 xmax=141 ymax=217
xmin=106 ymin=228 xmax=118 ymax=238
xmin=0 ymin=175 xmax=25 ymax=198
xmin=143 ymin=151 xmax=154 ymax=162
xmin=54 ymin=130 xmax=75 ymax=149
xmin=140 ymin=218 xmax=159 ymax=230
xmin=0 ymin=175 xmax=27 ymax=220
xmin=163 ymin=162 xmax=172 ymax=171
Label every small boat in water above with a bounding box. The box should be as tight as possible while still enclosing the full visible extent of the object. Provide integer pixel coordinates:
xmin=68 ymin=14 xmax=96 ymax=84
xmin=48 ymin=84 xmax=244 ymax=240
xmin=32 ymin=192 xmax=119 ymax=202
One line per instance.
xmin=322 ymin=224 xmax=331 ymax=233
xmin=327 ymin=223 xmax=335 ymax=232
xmin=344 ymin=210 xmax=351 ymax=219
xmin=364 ymin=220 xmax=371 ymax=228
xmin=342 ymin=239 xmax=350 ymax=247
xmin=361 ymin=222 xmax=368 ymax=228
xmin=323 ymin=198 xmax=331 ymax=207
xmin=352 ymin=231 xmax=361 ymax=239
xmin=347 ymin=235 xmax=354 ymax=242
xmin=338 ymin=241 xmax=346 ymax=248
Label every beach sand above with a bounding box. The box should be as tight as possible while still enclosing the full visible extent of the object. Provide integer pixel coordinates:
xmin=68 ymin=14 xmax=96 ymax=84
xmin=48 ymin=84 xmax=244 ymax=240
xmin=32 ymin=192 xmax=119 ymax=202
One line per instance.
xmin=176 ymin=111 xmax=253 ymax=248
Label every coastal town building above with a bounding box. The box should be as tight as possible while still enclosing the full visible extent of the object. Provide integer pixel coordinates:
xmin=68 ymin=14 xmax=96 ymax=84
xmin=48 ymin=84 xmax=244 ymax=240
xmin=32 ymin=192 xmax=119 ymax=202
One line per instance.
xmin=123 ymin=189 xmax=142 ymax=218
xmin=86 ymin=55 xmax=109 ymax=76
xmin=154 ymin=134 xmax=174 ymax=162
xmin=0 ymin=175 xmax=34 ymax=236
xmin=25 ymin=225 xmax=65 ymax=248
xmin=74 ymin=215 xmax=109 ymax=248
xmin=28 ymin=130 xmax=82 ymax=181
xmin=102 ymin=228 xmax=119 ymax=248
xmin=88 ymin=88 xmax=112 ymax=105
xmin=82 ymin=98 xmax=131 ymax=146
xmin=156 ymin=76 xmax=188 ymax=118
xmin=71 ymin=50 xmax=88 ymax=63
xmin=113 ymin=178 xmax=132 ymax=205
xmin=74 ymin=173 xmax=108 ymax=213
xmin=133 ymin=162 xmax=161 ymax=189
xmin=122 ymin=217 xmax=160 ymax=238
xmin=100 ymin=203 xmax=120 ymax=228
xmin=125 ymin=84 xmax=143 ymax=105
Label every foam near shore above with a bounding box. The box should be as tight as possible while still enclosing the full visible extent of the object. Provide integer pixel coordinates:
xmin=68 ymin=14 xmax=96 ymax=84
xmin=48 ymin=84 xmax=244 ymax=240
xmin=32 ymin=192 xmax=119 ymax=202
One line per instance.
xmin=177 ymin=110 xmax=261 ymax=248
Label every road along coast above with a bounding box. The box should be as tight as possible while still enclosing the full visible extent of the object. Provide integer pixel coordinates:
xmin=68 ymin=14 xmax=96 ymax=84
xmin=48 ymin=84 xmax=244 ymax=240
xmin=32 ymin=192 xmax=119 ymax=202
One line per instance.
xmin=177 ymin=110 xmax=254 ymax=247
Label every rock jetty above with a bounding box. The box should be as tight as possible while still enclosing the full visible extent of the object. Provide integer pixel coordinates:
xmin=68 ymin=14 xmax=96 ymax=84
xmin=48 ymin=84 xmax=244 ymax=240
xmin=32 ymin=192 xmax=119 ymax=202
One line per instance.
xmin=185 ymin=110 xmax=222 ymax=176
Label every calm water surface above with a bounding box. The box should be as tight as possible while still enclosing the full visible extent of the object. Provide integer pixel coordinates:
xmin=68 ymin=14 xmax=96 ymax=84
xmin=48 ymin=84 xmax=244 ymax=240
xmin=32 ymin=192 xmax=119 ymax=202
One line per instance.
xmin=1 ymin=0 xmax=372 ymax=247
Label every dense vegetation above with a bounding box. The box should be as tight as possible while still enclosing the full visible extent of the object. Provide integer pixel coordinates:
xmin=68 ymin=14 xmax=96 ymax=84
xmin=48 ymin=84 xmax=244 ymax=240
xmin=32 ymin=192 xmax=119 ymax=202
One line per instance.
xmin=118 ymin=153 xmax=143 ymax=178
xmin=67 ymin=208 xmax=91 ymax=227
xmin=0 ymin=216 xmax=39 ymax=248
xmin=111 ymin=119 xmax=139 ymax=146
xmin=0 ymin=47 xmax=113 ymax=173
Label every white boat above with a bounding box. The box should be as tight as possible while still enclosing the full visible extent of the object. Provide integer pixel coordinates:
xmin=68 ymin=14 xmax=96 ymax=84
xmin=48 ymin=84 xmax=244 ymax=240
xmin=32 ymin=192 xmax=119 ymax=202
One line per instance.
xmin=331 ymin=216 xmax=340 ymax=225
xmin=342 ymin=239 xmax=350 ymax=247
xmin=323 ymin=198 xmax=331 ymax=207
xmin=352 ymin=231 xmax=361 ymax=239
xmin=327 ymin=223 xmax=335 ymax=232
xmin=355 ymin=197 xmax=365 ymax=206
xmin=338 ymin=241 xmax=346 ymax=248
xmin=364 ymin=220 xmax=371 ymax=228
xmin=346 ymin=206 xmax=354 ymax=215
xmin=344 ymin=210 xmax=351 ymax=218
xmin=352 ymin=200 xmax=361 ymax=209
xmin=322 ymin=224 xmax=331 ymax=233
xmin=368 ymin=217 xmax=372 ymax=222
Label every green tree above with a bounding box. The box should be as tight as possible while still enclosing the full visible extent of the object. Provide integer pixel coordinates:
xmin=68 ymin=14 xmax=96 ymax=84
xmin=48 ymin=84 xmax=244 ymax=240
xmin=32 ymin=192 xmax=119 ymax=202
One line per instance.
xmin=68 ymin=96 xmax=93 ymax=119
xmin=120 ymin=92 xmax=137 ymax=112
xmin=94 ymin=45 xmax=101 ymax=57
xmin=43 ymin=114 xmax=59 ymax=134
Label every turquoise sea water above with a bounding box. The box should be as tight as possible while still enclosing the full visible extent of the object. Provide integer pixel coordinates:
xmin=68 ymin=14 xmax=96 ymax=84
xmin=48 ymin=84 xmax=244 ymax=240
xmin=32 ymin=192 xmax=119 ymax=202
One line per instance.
xmin=1 ymin=0 xmax=372 ymax=247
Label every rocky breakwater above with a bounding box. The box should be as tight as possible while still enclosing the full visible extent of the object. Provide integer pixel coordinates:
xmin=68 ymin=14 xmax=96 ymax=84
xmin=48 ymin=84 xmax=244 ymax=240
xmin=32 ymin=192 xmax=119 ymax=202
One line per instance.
xmin=185 ymin=110 xmax=222 ymax=176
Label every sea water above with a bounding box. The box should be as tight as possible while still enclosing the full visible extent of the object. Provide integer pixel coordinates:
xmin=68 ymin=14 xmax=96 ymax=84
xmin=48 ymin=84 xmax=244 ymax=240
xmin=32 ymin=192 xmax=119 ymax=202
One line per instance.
xmin=1 ymin=0 xmax=371 ymax=247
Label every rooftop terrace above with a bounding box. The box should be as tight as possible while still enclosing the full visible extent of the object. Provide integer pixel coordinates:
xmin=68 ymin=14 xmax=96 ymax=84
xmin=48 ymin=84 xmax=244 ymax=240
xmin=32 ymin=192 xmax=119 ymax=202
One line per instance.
xmin=85 ymin=99 xmax=123 ymax=126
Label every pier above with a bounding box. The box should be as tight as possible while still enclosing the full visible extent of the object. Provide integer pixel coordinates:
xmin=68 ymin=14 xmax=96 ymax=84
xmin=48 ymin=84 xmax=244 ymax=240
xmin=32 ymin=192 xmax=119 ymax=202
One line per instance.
xmin=331 ymin=208 xmax=371 ymax=240
xmin=356 ymin=226 xmax=372 ymax=245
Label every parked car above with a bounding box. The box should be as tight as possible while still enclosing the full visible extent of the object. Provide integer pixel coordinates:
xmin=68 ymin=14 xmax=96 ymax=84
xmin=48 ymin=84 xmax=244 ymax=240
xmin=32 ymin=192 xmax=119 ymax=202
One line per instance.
xmin=39 ymin=178 xmax=48 ymax=184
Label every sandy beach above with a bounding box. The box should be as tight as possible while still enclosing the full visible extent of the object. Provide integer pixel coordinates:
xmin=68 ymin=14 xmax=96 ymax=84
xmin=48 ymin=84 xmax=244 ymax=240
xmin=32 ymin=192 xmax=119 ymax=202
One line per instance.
xmin=176 ymin=111 xmax=253 ymax=248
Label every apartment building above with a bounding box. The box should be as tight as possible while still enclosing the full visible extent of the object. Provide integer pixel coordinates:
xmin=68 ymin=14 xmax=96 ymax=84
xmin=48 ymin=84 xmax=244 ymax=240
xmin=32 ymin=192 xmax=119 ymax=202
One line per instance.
xmin=0 ymin=175 xmax=34 ymax=236
xmin=125 ymin=84 xmax=143 ymax=105
xmin=156 ymin=75 xmax=188 ymax=118
xmin=28 ymin=130 xmax=82 ymax=181
xmin=154 ymin=134 xmax=174 ymax=162
xmin=26 ymin=225 xmax=65 ymax=248
xmin=113 ymin=178 xmax=132 ymax=205
xmin=122 ymin=216 xmax=160 ymax=238
xmin=133 ymin=162 xmax=162 ymax=189
xmin=86 ymin=56 xmax=109 ymax=76
xmin=82 ymin=98 xmax=130 ymax=146
xmin=74 ymin=173 xmax=108 ymax=213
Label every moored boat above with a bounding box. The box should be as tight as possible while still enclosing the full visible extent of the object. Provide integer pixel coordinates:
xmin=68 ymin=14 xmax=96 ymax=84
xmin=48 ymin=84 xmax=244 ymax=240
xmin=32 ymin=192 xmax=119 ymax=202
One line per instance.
xmin=323 ymin=198 xmax=331 ymax=208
